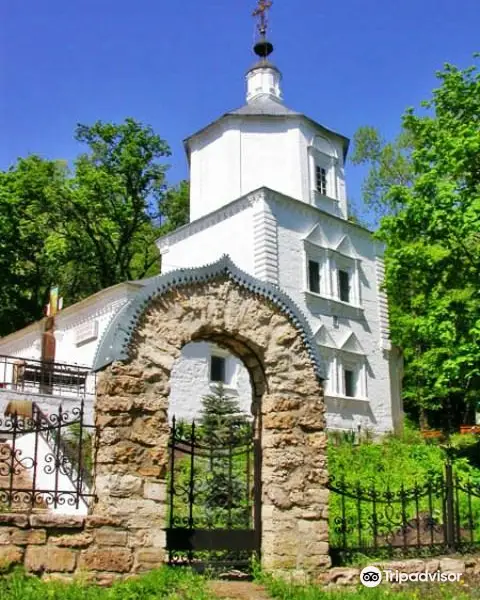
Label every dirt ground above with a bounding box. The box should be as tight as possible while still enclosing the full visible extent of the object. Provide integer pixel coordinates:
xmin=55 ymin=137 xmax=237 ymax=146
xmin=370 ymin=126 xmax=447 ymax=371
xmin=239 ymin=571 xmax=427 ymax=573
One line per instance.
xmin=208 ymin=580 xmax=271 ymax=600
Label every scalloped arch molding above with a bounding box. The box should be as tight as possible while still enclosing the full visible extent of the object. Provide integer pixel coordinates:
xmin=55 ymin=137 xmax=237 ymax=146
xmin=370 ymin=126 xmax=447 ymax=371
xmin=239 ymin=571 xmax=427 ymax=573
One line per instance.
xmin=93 ymin=255 xmax=326 ymax=380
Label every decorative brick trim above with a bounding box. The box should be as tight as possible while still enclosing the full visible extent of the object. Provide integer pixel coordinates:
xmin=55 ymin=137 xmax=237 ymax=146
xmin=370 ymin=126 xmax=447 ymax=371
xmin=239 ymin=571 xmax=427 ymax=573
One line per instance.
xmin=375 ymin=257 xmax=391 ymax=350
xmin=253 ymin=198 xmax=279 ymax=285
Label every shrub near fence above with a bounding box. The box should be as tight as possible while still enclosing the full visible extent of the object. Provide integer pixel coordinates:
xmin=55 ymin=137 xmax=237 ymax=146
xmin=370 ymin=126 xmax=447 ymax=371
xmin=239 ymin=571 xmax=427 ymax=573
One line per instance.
xmin=328 ymin=459 xmax=480 ymax=563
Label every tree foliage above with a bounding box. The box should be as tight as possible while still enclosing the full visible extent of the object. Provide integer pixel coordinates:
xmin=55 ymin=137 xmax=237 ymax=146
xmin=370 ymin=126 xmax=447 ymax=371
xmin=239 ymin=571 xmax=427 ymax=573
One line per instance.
xmin=159 ymin=179 xmax=190 ymax=235
xmin=0 ymin=156 xmax=68 ymax=334
xmin=199 ymin=383 xmax=249 ymax=445
xmin=354 ymin=57 xmax=480 ymax=427
xmin=350 ymin=125 xmax=414 ymax=219
xmin=0 ymin=118 xmax=190 ymax=336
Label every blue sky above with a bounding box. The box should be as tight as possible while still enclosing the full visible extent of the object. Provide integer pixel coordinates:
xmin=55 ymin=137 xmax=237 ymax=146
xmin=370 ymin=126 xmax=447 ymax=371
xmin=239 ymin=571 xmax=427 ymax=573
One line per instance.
xmin=1 ymin=0 xmax=478 ymax=224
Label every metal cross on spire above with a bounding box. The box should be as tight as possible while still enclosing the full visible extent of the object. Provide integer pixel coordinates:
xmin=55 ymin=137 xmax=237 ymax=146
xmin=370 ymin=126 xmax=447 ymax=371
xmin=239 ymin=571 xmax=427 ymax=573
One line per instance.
xmin=253 ymin=0 xmax=273 ymax=38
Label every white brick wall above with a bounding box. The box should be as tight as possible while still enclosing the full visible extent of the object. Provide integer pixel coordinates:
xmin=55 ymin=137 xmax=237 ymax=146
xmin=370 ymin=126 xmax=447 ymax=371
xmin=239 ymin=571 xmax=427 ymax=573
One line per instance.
xmin=160 ymin=188 xmax=399 ymax=434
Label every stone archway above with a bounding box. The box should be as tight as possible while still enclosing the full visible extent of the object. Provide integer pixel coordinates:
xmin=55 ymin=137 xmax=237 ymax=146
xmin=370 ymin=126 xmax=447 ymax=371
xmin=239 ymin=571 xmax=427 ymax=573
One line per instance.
xmin=92 ymin=258 xmax=329 ymax=576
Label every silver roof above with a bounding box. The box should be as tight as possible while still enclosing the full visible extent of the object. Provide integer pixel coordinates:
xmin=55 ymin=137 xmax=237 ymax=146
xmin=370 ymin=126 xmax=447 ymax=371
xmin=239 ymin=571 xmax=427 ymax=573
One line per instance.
xmin=184 ymin=94 xmax=349 ymax=160
xmin=228 ymin=95 xmax=300 ymax=117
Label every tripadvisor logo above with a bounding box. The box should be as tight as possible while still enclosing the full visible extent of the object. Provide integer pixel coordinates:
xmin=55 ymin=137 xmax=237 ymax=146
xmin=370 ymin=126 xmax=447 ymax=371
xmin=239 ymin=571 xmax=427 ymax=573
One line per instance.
xmin=360 ymin=565 xmax=463 ymax=587
xmin=360 ymin=566 xmax=382 ymax=588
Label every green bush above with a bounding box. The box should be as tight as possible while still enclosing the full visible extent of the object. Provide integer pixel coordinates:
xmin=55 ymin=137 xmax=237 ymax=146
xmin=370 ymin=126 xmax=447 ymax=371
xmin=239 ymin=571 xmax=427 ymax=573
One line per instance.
xmin=327 ymin=429 xmax=480 ymax=557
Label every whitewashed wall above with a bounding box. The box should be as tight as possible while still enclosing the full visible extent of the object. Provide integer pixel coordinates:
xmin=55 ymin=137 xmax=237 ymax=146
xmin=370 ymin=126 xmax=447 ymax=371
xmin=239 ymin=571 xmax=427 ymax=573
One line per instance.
xmin=160 ymin=188 xmax=399 ymax=434
xmin=189 ymin=118 xmax=306 ymax=221
xmin=269 ymin=194 xmax=395 ymax=433
xmin=168 ymin=342 xmax=252 ymax=423
xmin=159 ymin=200 xmax=256 ymax=274
xmin=188 ymin=116 xmax=347 ymax=223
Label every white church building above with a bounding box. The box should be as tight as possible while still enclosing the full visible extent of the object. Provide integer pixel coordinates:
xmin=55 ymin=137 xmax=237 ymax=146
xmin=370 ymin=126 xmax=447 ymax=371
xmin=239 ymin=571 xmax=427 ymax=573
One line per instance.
xmin=0 ymin=25 xmax=403 ymax=435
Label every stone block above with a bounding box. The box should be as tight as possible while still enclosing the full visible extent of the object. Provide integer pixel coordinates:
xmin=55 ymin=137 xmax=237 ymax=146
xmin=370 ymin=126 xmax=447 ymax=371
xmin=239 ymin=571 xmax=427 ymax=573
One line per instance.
xmin=127 ymin=528 xmax=166 ymax=549
xmin=79 ymin=548 xmax=133 ymax=573
xmin=96 ymin=397 xmax=134 ymax=414
xmin=49 ymin=532 xmax=94 ymax=548
xmin=266 ymin=486 xmax=293 ymax=510
xmin=30 ymin=514 xmax=84 ymax=529
xmin=96 ymin=414 xmax=133 ymax=428
xmin=303 ymin=540 xmax=329 ymax=557
xmin=85 ymin=515 xmax=124 ymax=529
xmin=105 ymin=376 xmax=145 ymax=396
xmin=132 ymin=395 xmax=168 ymax=413
xmin=0 ymin=514 xmax=28 ymax=527
xmin=262 ymin=396 xmax=301 ymax=413
xmin=11 ymin=528 xmax=47 ymax=545
xmin=319 ymin=567 xmax=359 ymax=585
xmin=25 ymin=546 xmax=77 ymax=573
xmin=0 ymin=545 xmax=24 ymax=569
xmin=137 ymin=466 xmax=163 ymax=478
xmin=298 ymin=519 xmax=328 ymax=538
xmin=95 ymin=527 xmax=128 ymax=547
xmin=143 ymin=482 xmax=166 ymax=502
xmin=41 ymin=573 xmax=74 ymax=584
xmin=263 ymin=412 xmax=296 ymax=430
xmin=96 ymin=474 xmax=143 ymax=498
xmin=439 ymin=557 xmax=465 ymax=573
xmin=423 ymin=559 xmax=440 ymax=572
xmin=0 ymin=528 xmax=14 ymax=544
xmin=131 ymin=416 xmax=165 ymax=446
xmin=134 ymin=548 xmax=166 ymax=572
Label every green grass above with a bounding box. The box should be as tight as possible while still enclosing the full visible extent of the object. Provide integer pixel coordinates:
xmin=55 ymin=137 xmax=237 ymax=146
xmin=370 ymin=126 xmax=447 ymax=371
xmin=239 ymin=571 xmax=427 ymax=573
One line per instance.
xmin=258 ymin=571 xmax=480 ymax=599
xmin=2 ymin=567 xmax=480 ymax=600
xmin=0 ymin=567 xmax=214 ymax=600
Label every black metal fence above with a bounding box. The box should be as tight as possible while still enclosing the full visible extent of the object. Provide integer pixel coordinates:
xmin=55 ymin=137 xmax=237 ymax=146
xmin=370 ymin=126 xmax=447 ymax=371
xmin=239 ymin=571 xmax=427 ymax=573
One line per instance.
xmin=0 ymin=354 xmax=95 ymax=399
xmin=166 ymin=417 xmax=260 ymax=572
xmin=0 ymin=401 xmax=95 ymax=510
xmin=328 ymin=460 xmax=480 ymax=562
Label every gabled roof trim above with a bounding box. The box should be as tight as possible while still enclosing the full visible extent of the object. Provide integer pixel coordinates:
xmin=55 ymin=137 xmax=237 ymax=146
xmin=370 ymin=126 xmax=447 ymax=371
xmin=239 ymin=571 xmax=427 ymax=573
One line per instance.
xmin=302 ymin=222 xmax=330 ymax=247
xmin=92 ymin=255 xmax=326 ymax=380
xmin=313 ymin=324 xmax=337 ymax=349
xmin=339 ymin=331 xmax=365 ymax=355
xmin=334 ymin=234 xmax=362 ymax=260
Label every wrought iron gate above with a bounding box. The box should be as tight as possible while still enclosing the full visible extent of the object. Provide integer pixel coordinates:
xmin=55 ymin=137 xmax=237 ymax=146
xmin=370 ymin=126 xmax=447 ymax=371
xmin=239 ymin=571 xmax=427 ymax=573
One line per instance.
xmin=166 ymin=417 xmax=260 ymax=572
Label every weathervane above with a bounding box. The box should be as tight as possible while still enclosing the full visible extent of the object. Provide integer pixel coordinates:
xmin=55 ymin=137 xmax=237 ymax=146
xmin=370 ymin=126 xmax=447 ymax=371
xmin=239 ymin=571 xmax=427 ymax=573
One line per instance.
xmin=253 ymin=0 xmax=273 ymax=38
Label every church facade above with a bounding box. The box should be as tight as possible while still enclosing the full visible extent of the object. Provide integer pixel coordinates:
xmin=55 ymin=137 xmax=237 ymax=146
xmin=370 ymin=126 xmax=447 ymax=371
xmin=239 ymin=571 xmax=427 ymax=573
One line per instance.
xmin=0 ymin=32 xmax=403 ymax=434
xmin=157 ymin=48 xmax=403 ymax=433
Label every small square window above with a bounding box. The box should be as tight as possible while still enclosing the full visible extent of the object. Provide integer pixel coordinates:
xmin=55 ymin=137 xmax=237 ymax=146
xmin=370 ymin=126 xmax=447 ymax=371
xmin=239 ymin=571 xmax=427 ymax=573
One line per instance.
xmin=344 ymin=369 xmax=356 ymax=397
xmin=315 ymin=165 xmax=327 ymax=196
xmin=308 ymin=260 xmax=320 ymax=294
xmin=338 ymin=270 xmax=350 ymax=303
xmin=210 ymin=355 xmax=226 ymax=383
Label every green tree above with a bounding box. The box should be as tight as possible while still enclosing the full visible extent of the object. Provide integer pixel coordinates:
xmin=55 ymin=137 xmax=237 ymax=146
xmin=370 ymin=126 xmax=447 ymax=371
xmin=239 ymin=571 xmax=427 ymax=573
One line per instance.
xmin=0 ymin=156 xmax=68 ymax=335
xmin=199 ymin=384 xmax=251 ymax=523
xmin=63 ymin=118 xmax=171 ymax=293
xmin=159 ymin=179 xmax=190 ymax=234
xmin=355 ymin=57 xmax=480 ymax=428
xmin=199 ymin=383 xmax=249 ymax=445
xmin=0 ymin=118 xmax=190 ymax=336
xmin=350 ymin=125 xmax=414 ymax=219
